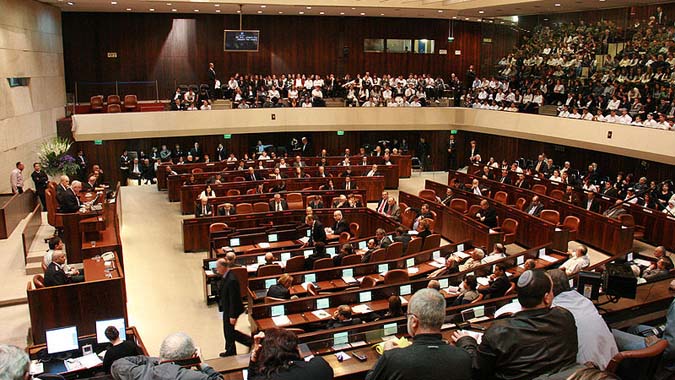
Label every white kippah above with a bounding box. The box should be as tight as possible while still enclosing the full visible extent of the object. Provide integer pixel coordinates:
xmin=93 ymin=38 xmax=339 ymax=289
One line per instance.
xmin=518 ymin=270 xmax=534 ymax=288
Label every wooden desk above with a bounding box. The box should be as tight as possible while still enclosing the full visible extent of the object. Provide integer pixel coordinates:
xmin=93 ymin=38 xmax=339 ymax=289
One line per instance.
xmin=599 ymin=278 xmax=675 ymax=329
xmin=0 ymin=189 xmax=37 ymax=239
xmin=27 ymin=252 xmax=127 ymax=344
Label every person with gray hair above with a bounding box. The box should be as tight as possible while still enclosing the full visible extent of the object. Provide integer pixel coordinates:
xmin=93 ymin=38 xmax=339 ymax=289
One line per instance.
xmin=56 ymin=177 xmax=82 ymax=213
xmin=0 ymin=344 xmax=29 ymax=380
xmin=365 ymin=289 xmax=472 ymax=380
xmin=111 ymin=332 xmax=221 ymax=380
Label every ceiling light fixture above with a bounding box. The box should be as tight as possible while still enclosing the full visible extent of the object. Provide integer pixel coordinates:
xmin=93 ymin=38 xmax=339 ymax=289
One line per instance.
xmin=194 ymin=9 xmax=199 ymax=12
xmin=214 ymin=4 xmax=220 ymax=7
xmin=278 ymin=11 xmax=283 ymax=14
xmin=360 ymin=12 xmax=365 ymax=15
xmin=554 ymin=3 xmax=561 ymax=6
xmin=67 ymin=1 xmax=74 ymax=5
xmin=478 ymin=10 xmax=484 ymax=14
xmin=319 ymin=11 xmax=325 ymax=14
xmin=340 ymin=12 xmax=345 ymax=15
xmin=111 ymin=1 xmax=117 ymax=4
xmin=216 ymin=9 xmax=220 ymax=12
xmin=126 ymin=7 xmax=131 ymax=11
xmin=306 ymin=6 xmax=312 ymax=9
xmin=257 ymin=10 xmax=262 ymax=13
xmin=149 ymin=8 xmax=155 ymax=11
xmin=299 ymin=11 xmax=304 ymax=14
xmin=260 ymin=5 xmax=266 ymax=8
xmin=437 ymin=10 xmax=443 ymax=13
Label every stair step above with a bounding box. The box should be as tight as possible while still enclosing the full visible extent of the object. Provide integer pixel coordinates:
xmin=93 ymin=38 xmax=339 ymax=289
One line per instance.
xmin=26 ymin=251 xmax=44 ymax=264
xmin=26 ymin=262 xmax=43 ymax=276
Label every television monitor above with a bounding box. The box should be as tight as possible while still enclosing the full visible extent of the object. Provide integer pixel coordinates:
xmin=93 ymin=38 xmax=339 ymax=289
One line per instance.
xmin=96 ymin=318 xmax=126 ymax=344
xmin=304 ymin=273 xmax=316 ymax=283
xmin=265 ymin=279 xmax=276 ymax=289
xmin=406 ymin=258 xmax=415 ymax=268
xmin=46 ymin=326 xmax=79 ymax=354
xmin=433 ymin=250 xmax=441 ymax=260
xmin=326 ymin=246 xmax=336 ymax=256
xmin=359 ymin=291 xmax=372 ymax=303
xmin=280 ymin=252 xmax=291 ymax=262
xmin=439 ymin=278 xmax=449 ymax=288
xmin=271 ymin=305 xmax=284 ymax=317
xmin=208 ymin=261 xmax=217 ymax=270
xmin=303 ymin=249 xmax=313 ymax=258
xmin=377 ymin=264 xmax=388 ymax=273
xmin=342 ymin=268 xmax=353 ymax=278
xmin=333 ymin=332 xmax=348 ymax=346
xmin=457 ymin=244 xmax=465 ymax=252
xmin=230 ymin=238 xmax=240 ymax=247
xmin=268 ymin=233 xmax=278 ymax=243
xmin=358 ymin=241 xmax=367 ymax=250
xmin=224 ymin=30 xmax=260 ymax=52
xmin=316 ymin=298 xmax=330 ymax=310
xmin=383 ymin=323 xmax=397 ymax=337
xmin=516 ymin=256 xmax=525 ymax=266
xmin=400 ymin=284 xmax=412 ymax=296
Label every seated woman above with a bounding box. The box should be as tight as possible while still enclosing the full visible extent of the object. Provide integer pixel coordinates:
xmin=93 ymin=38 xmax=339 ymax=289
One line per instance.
xmin=248 ymin=329 xmax=333 ymax=380
xmin=199 ymin=184 xmax=216 ymax=199
xmin=452 ymin=275 xmax=480 ymax=305
xmin=266 ymin=273 xmax=294 ymax=300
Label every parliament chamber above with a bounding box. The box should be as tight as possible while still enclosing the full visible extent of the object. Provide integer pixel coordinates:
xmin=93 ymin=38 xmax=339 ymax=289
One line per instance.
xmin=2 ymin=0 xmax=675 ymax=380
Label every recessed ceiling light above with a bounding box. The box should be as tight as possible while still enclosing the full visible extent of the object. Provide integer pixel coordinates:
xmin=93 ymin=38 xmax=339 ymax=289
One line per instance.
xmin=500 ymin=21 xmax=505 ymax=24
xmin=554 ymin=3 xmax=561 ymax=6
xmin=452 ymin=16 xmax=457 ymax=19
xmin=260 ymin=5 xmax=266 ymax=8
xmin=299 ymin=11 xmax=304 ymax=14
xmin=351 ymin=7 xmax=355 ymax=10
xmin=306 ymin=6 xmax=312 ymax=9
xmin=257 ymin=10 xmax=262 ymax=13
xmin=214 ymin=4 xmax=220 ymax=7
xmin=543 ymin=18 xmax=549 ymax=21
xmin=67 ymin=1 xmax=74 ymax=5
xmin=111 ymin=1 xmax=117 ymax=4
xmin=437 ymin=10 xmax=443 ymax=13
xmin=465 ymin=17 xmax=470 ymax=20
xmin=166 ymin=2 xmax=171 ymax=5
xmin=216 ymin=9 xmax=220 ymax=13
xmin=126 ymin=7 xmax=131 ymax=11
xmin=360 ymin=12 xmax=365 ymax=15
xmin=278 ymin=11 xmax=283 ymax=14
xmin=489 ymin=20 xmax=493 ymax=23
xmin=340 ymin=12 xmax=345 ymax=15
xmin=194 ymin=9 xmax=199 ymax=12
xmin=236 ymin=10 xmax=241 ymax=13
xmin=149 ymin=8 xmax=154 ymax=11
xmin=172 ymin=8 xmax=177 ymax=12
xmin=319 ymin=11 xmax=325 ymax=14
xmin=477 ymin=18 xmax=482 ymax=21
xmin=380 ymin=13 xmax=384 ymax=16
xmin=478 ymin=10 xmax=484 ymax=14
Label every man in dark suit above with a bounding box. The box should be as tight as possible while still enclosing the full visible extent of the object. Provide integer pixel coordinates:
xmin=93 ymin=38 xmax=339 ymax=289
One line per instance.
xmin=583 ymin=192 xmax=601 ymax=213
xmin=44 ymin=252 xmax=83 ymax=286
xmin=393 ymin=227 xmax=412 ymax=253
xmin=523 ymin=195 xmax=544 ymax=217
xmin=385 ymin=197 xmax=401 ymax=222
xmin=478 ymin=263 xmax=511 ymax=299
xmin=189 ymin=142 xmax=202 ymax=162
xmin=447 ymin=135 xmax=457 ymax=171
xmin=375 ymin=228 xmax=392 ymax=249
xmin=467 ymin=140 xmax=480 ymax=165
xmin=245 ymin=167 xmax=259 ymax=181
xmin=219 ymin=203 xmax=236 ymax=216
xmin=412 ymin=203 xmax=434 ymax=230
xmin=75 ymin=150 xmax=87 ymax=181
xmin=119 ymin=150 xmax=130 ymax=186
xmin=475 ymin=199 xmax=498 ymax=228
xmin=601 ymin=181 xmax=619 ymax=198
xmin=305 ymin=242 xmax=330 ymax=270
xmin=215 ymin=258 xmax=251 ymax=357
xmin=195 ymin=197 xmax=213 ymax=217
xmin=306 ymin=214 xmax=326 ymax=246
xmin=31 ymin=163 xmax=49 ymax=209
xmin=343 ymin=176 xmax=356 ymax=190
xmin=439 ymin=188 xmax=455 ymax=206
xmin=497 ymin=169 xmax=512 ymax=185
xmin=57 ymin=180 xmax=82 ymax=213
xmin=563 ymin=185 xmax=580 ymax=206
xmin=375 ymin=191 xmax=390 ymax=215
xmin=331 ymin=210 xmax=350 ymax=235
xmin=327 ymin=305 xmax=362 ymax=329
xmin=308 ymin=197 xmax=324 ymax=209
xmin=533 ymin=154 xmax=549 ymax=174
xmin=513 ymin=174 xmax=530 ymax=189
xmin=300 ymin=137 xmax=312 ymax=156
xmin=361 ymin=239 xmax=378 ymax=263
xmin=268 ymin=193 xmax=289 ymax=211
xmin=208 ymin=62 xmax=217 ymax=92
xmin=82 ymin=175 xmax=98 ymax=192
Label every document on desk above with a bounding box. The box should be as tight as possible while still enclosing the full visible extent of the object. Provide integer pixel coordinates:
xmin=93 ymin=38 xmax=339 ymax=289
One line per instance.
xmin=272 ymin=315 xmax=291 ymax=326
xmin=407 ymin=267 xmax=419 ymax=274
xmin=352 ymin=304 xmax=372 ymax=314
xmin=78 ymin=353 xmax=103 ymax=368
xmin=434 ymin=257 xmax=446 ymax=265
xmin=457 ymin=330 xmax=484 ymax=344
xmin=204 ymin=270 xmax=215 ymax=276
xmin=342 ymin=276 xmax=358 ymax=284
xmin=633 ymin=258 xmax=652 ymax=267
xmin=29 ymin=361 xmax=44 ymax=375
xmin=429 ymin=260 xmax=444 ymax=268
xmin=299 ymin=237 xmax=310 ymax=244
xmin=258 ymin=242 xmax=270 ymax=249
xmin=312 ymin=310 xmax=331 ymax=319
xmin=453 ymin=251 xmax=470 ymax=260
xmin=476 ymin=277 xmax=490 ymax=287
xmin=539 ymin=254 xmax=558 ymax=263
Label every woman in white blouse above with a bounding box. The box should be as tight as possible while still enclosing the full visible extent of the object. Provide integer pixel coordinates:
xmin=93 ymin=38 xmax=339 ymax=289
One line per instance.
xmin=199 ymin=184 xmax=216 ymax=199
xmin=549 ymin=169 xmax=562 ymax=182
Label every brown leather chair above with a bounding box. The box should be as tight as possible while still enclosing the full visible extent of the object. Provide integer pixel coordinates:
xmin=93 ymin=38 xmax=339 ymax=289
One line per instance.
xmin=383 ymin=269 xmax=409 ymax=284
xmin=286 ymin=193 xmax=304 ymax=210
xmin=90 ymin=95 xmax=104 ymax=112
xmin=264 ymin=296 xmax=286 ymax=303
xmin=339 ymin=232 xmax=351 ymax=244
xmin=561 ymin=216 xmax=580 ymax=241
xmin=307 ymin=282 xmax=320 ymax=296
xmin=302 ymin=187 xmax=313 ymax=191
xmin=236 ymin=203 xmax=253 ymax=214
xmin=399 ymin=202 xmax=408 ymax=212
xmin=385 ymin=242 xmax=403 ymax=260
xmin=418 ymin=189 xmax=436 ymax=202
xmin=107 ymin=94 xmax=121 ymax=105
xmin=341 ymin=254 xmax=362 ymax=266
xmin=369 ymin=248 xmax=386 ymax=263
xmin=284 ymin=255 xmax=305 ymax=273
xmin=107 ymin=103 xmax=121 ymax=113
xmin=191 ymin=168 xmax=203 ymax=174
xmin=33 ymin=275 xmax=45 ymax=289
xmin=450 ymin=198 xmax=468 ymax=214
xmin=422 ymin=234 xmax=441 ymax=251
xmin=468 ymin=204 xmax=481 ymax=216
xmin=606 ymin=338 xmax=668 ymax=377
xmin=407 ymin=237 xmax=423 ymax=254
xmin=45 ymin=187 xmax=63 ymax=228
xmin=501 ymin=218 xmax=518 ymax=245
xmin=313 ymin=258 xmax=333 ymax=269
xmin=226 ymin=189 xmax=240 ymax=196
xmin=618 ymin=214 xmax=645 ymax=240
xmin=41 ymin=261 xmax=47 ymax=273
xmin=349 ymin=222 xmax=360 ymax=239
xmin=233 ymin=176 xmax=245 ymax=182
xmin=209 ymin=222 xmax=228 ymax=233
xmin=549 ymin=189 xmax=565 ymax=200
xmin=257 ymin=264 xmax=282 ymax=277
xmin=540 ymin=209 xmax=560 ymax=224
xmin=514 ymin=197 xmax=527 ymax=210
xmin=246 ymin=188 xmax=257 ymax=195
xmin=253 ymin=202 xmax=269 ymax=212
xmin=123 ymin=94 xmax=138 ymax=112
xmin=360 ymin=276 xmax=377 ymax=288
xmin=420 ymin=218 xmax=436 ymax=233
xmin=493 ymin=191 xmax=508 ymax=204
xmin=401 ymin=208 xmax=416 ymax=228
xmin=532 ymin=184 xmax=547 ymax=195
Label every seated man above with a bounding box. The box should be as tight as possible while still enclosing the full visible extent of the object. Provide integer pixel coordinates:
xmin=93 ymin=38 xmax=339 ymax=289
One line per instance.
xmin=361 ymin=239 xmax=378 ymax=263
xmin=57 ymin=180 xmax=82 ymax=213
xmin=375 ymin=228 xmax=392 ymax=249
xmin=560 ymin=244 xmax=590 ymax=277
xmin=642 ymin=257 xmax=674 ymax=282
xmin=111 ymin=332 xmax=221 ymax=380
xmin=547 ymin=270 xmax=618 ymax=370
xmin=327 ymin=305 xmax=361 ymax=329
xmin=524 ymin=195 xmax=544 ymax=216
xmin=305 ymin=242 xmax=330 ymax=270
xmin=195 ymin=196 xmax=213 ymax=217
xmin=478 ymin=263 xmax=511 ymax=299
xmin=412 ymin=203 xmax=433 ymax=230
xmin=439 ymin=188 xmax=455 ymax=206
xmin=484 ymin=243 xmax=507 ymax=263
xmin=385 ymin=197 xmax=401 ymax=221
xmin=326 ymin=210 xmax=350 ymax=240
xmin=366 ymin=289 xmax=472 ymax=380
xmin=475 ymin=199 xmax=498 ymax=228
xmin=333 ymin=243 xmax=356 ymax=266
xmin=458 ymin=248 xmax=485 ymax=272
xmin=44 ymin=251 xmax=84 ymax=286
xmin=332 ymin=195 xmax=348 ymax=208
xmin=128 ymin=158 xmax=143 ymax=185
xmin=43 ymin=237 xmax=83 ymax=279
xmin=218 ymin=203 xmax=235 ymax=216
xmin=454 ymin=270 xmax=578 ymax=379
xmin=82 ymin=175 xmax=98 ymax=192
xmin=102 ymin=326 xmax=143 ymax=373
xmin=603 ymin=200 xmax=628 ymax=220
xmin=268 ymin=193 xmax=288 ymax=211
xmin=266 ymin=273 xmax=294 ymax=300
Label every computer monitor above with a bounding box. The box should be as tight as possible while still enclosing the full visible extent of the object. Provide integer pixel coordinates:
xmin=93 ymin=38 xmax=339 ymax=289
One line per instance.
xmin=271 ymin=305 xmax=285 ymax=317
xmin=280 ymin=252 xmax=291 ymax=262
xmin=538 ymin=248 xmax=546 ymax=257
xmin=439 ymin=278 xmax=449 ymax=288
xmin=326 ymin=246 xmax=336 ymax=256
xmin=433 ymin=250 xmax=441 ymax=260
xmin=333 ymin=332 xmax=349 ymax=346
xmin=96 ymin=318 xmax=126 ymax=344
xmin=208 ymin=261 xmax=217 ymax=270
xmin=457 ymin=244 xmax=465 ymax=252
xmin=257 ymin=255 xmax=266 ymax=264
xmin=265 ymin=279 xmax=276 ymax=289
xmin=316 ymin=298 xmax=330 ymax=310
xmin=306 ymin=229 xmax=311 ymax=237
xmin=383 ymin=323 xmax=398 ymax=337
xmin=516 ymin=255 xmax=525 ymax=266
xmin=626 ymin=252 xmax=634 ymax=262
xmin=304 ymin=273 xmax=316 ymax=283
xmin=406 ymin=258 xmax=415 ymax=268
xmin=303 ymin=249 xmax=313 ymax=258
xmin=342 ymin=268 xmax=354 ymax=278
xmin=577 ymin=271 xmax=602 ymax=300
xmin=399 ymin=284 xmax=412 ymax=296
xmin=359 ymin=291 xmax=372 ymax=303
xmin=46 ymin=326 xmax=79 ymax=354
xmin=377 ymin=264 xmax=388 ymax=273
xmin=230 ymin=238 xmax=240 ymax=247
xmin=268 ymin=233 xmax=278 ymax=243
xmin=358 ymin=241 xmax=367 ymax=250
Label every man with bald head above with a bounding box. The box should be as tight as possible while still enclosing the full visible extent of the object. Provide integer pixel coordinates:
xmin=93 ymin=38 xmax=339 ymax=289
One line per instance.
xmin=44 ymin=251 xmax=83 ymax=286
xmin=56 ymin=177 xmax=82 ymax=213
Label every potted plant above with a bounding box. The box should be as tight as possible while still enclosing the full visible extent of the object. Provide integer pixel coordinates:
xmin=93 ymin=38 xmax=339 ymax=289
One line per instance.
xmin=37 ymin=137 xmax=79 ymax=180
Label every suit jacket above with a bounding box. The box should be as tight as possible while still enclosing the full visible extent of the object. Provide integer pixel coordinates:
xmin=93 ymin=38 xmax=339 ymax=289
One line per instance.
xmin=308 ymin=200 xmax=324 ymax=209
xmin=378 ymin=236 xmax=392 ymax=249
xmin=246 ymin=172 xmax=260 ymax=181
xmin=218 ymin=207 xmax=236 ymax=216
xmin=386 ymin=205 xmax=401 ymax=221
xmin=584 ymin=199 xmax=601 ymax=213
xmin=57 ymin=188 xmax=80 ymax=213
xmin=480 ymin=275 xmax=511 ymax=298
xmin=44 ymin=262 xmax=72 ymax=286
xmin=343 ymin=182 xmax=357 ymax=190
xmin=602 ymin=187 xmax=619 ymax=198
xmin=310 ymin=221 xmax=327 ymax=245
xmin=31 ymin=171 xmax=49 ymax=193
xmin=440 ymin=195 xmax=455 ymax=206
xmin=195 ymin=204 xmax=213 ymax=217
xmin=477 ymin=207 xmax=498 ymax=228
xmin=497 ymin=175 xmax=512 ymax=185
xmin=514 ymin=179 xmax=530 ymax=189
xmin=82 ymin=182 xmax=97 ymax=192
xmin=375 ymin=199 xmax=389 ymax=214
xmin=523 ymin=203 xmax=544 ymax=216
xmin=333 ymin=220 xmax=350 ymax=235
xmin=218 ymin=270 xmax=244 ymax=318
xmin=269 ymin=200 xmax=289 ymax=211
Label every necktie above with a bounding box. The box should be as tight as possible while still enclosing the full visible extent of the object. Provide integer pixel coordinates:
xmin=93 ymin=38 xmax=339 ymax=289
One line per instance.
xmin=276 ymin=202 xmax=281 ymax=211
xmin=346 ymin=183 xmax=350 ymax=190
xmin=252 ymin=174 xmax=256 ymax=181
xmin=378 ymin=201 xmax=386 ymax=213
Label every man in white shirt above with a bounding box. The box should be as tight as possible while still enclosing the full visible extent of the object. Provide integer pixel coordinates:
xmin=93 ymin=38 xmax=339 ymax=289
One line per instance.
xmin=558 ymin=105 xmax=570 ymax=118
xmin=560 ymin=245 xmax=590 ymax=276
xmin=604 ymin=109 xmax=619 ymax=123
xmin=366 ymin=164 xmax=379 ymax=177
xmin=470 ymin=179 xmax=482 ymax=196
xmin=10 ymin=162 xmax=24 ymax=194
xmin=643 ymin=113 xmax=659 ymax=128
xmin=43 ymin=236 xmax=80 ymax=278
xmin=617 ymin=108 xmax=632 ymax=124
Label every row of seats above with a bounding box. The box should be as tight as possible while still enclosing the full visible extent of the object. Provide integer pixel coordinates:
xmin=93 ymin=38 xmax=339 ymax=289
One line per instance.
xmin=90 ymin=94 xmax=138 ymax=113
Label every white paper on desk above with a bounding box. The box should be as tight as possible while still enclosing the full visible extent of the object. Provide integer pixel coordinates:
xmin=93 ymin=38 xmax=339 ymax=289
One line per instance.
xmin=539 ymin=254 xmax=558 ymax=263
xmin=458 ymin=329 xmax=484 ymax=344
xmin=334 ymin=351 xmax=352 ymax=359
xmin=633 ymin=258 xmax=652 ymax=267
xmin=441 ymin=323 xmax=456 ymax=330
xmin=325 ymin=227 xmax=333 ymax=235
xmin=64 ymin=359 xmax=85 ymax=372
xmin=351 ymin=341 xmax=367 ymax=348
xmin=246 ymin=264 xmax=259 ymax=272
xmin=352 ymin=304 xmax=372 ymax=314
xmin=356 ymin=276 xmax=364 ymax=283
xmin=301 ymin=282 xmax=309 ymax=290
xmin=272 ymin=315 xmax=291 ymax=326
xmin=637 ymin=277 xmax=647 ymax=285
xmin=299 ymin=236 xmax=310 ymax=244
xmin=621 ymin=226 xmax=628 ymax=230
xmin=555 ymin=227 xmax=562 ymax=232
xmin=258 ymin=242 xmax=270 ymax=249
xmin=342 ymin=276 xmax=357 ymax=284
xmin=505 ymin=272 xmax=513 ymax=277
xmin=476 ymin=277 xmax=490 ymax=287
xmin=407 ymin=267 xmax=419 ymax=274
xmin=429 ymin=261 xmax=444 ymax=268
xmin=29 ymin=361 xmax=44 ymax=375
xmin=400 ymin=296 xmax=409 ymax=306
xmin=205 ymin=270 xmax=214 ymax=276
xmin=453 ymin=251 xmax=470 ymax=260
xmin=489 ymin=229 xmax=497 ymax=234
xmin=446 ymin=286 xmax=460 ymax=293
xmin=78 ymin=353 xmax=102 ymax=368
xmin=312 ymin=309 xmax=331 ymax=319
xmin=434 ymin=257 xmax=446 ymax=264
xmin=408 ymin=230 xmax=419 ymax=235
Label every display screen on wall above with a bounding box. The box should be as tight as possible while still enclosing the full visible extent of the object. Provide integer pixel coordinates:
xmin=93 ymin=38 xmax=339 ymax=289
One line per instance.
xmin=414 ymin=39 xmax=435 ymax=54
xmin=387 ymin=39 xmax=412 ymax=53
xmin=224 ymin=30 xmax=260 ymax=52
xmin=364 ymin=39 xmax=385 ymax=52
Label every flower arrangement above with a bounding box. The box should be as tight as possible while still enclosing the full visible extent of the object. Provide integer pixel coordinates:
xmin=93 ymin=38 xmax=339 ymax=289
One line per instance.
xmin=37 ymin=137 xmax=80 ymax=177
